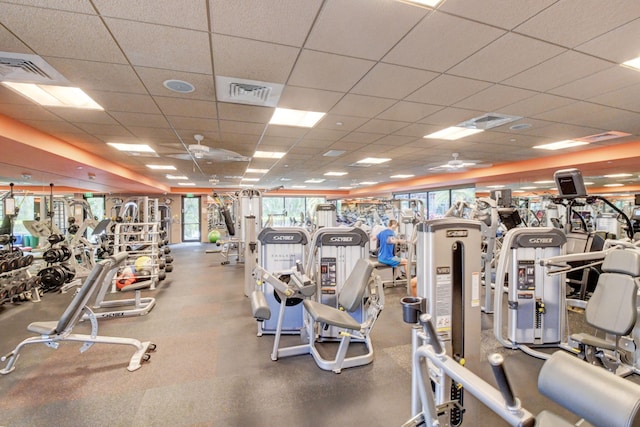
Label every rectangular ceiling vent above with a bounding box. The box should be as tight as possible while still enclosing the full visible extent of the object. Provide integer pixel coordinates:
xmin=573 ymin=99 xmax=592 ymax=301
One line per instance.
xmin=0 ymin=52 xmax=67 ymax=84
xmin=348 ymin=162 xmax=372 ymax=168
xmin=458 ymin=113 xmax=522 ymax=130
xmin=215 ymin=76 xmax=283 ymax=107
xmin=576 ymin=131 xmax=631 ymax=143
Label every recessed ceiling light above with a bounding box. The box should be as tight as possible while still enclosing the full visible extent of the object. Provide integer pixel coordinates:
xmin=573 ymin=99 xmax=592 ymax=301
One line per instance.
xmin=397 ymin=0 xmax=443 ymax=8
xmin=246 ymin=168 xmax=269 ymax=173
xmin=359 ymin=181 xmax=379 ymax=185
xmin=269 ymin=108 xmax=326 ymax=128
xmin=533 ymin=140 xmax=589 ymax=150
xmin=338 ymin=186 xmax=353 ymax=190
xmin=239 ymin=184 xmax=254 ymax=187
xmin=487 ymin=185 xmax=506 ymax=189
xmin=242 ymin=178 xmax=260 ymax=182
xmin=390 ymin=174 xmax=414 ymax=179
xmin=163 ymin=79 xmax=195 ymax=93
xmin=604 ymin=173 xmax=632 ymax=178
xmin=356 ymin=157 xmax=391 ymax=165
xmin=292 ymin=185 xmax=307 ymax=189
xmin=178 ymin=182 xmax=195 ymax=186
xmin=424 ymin=126 xmax=483 ymax=140
xmin=604 ymin=183 xmax=624 ymax=187
xmin=622 ymin=57 xmax=640 ymax=71
xmin=254 ymin=150 xmax=285 ymax=159
xmin=108 ymin=143 xmax=156 ymax=153
xmin=584 ymin=182 xmax=594 ymax=185
xmin=166 ymin=174 xmax=188 ymax=180
xmin=147 ymin=164 xmax=176 ymax=170
xmin=2 ymin=82 xmax=103 ymax=110
xmin=324 ymin=172 xmax=347 ymax=176
xmin=280 ymin=177 xmax=291 ymax=181
xmin=305 ymin=178 xmax=326 ymax=183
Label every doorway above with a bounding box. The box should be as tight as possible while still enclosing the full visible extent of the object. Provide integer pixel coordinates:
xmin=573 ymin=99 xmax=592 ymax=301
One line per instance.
xmin=182 ymin=196 xmax=201 ymax=242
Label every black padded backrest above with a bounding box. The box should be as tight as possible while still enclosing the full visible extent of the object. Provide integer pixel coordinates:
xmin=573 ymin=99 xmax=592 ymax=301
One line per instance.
xmin=54 ymin=262 xmax=107 ymax=334
xmin=539 ymin=351 xmax=640 ymax=427
xmin=338 ymin=258 xmax=374 ymax=312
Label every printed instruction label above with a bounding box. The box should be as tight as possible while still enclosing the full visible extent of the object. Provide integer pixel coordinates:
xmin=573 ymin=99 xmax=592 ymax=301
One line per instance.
xmin=471 ymin=271 xmax=480 ymax=307
xmin=435 ymin=270 xmax=451 ymax=331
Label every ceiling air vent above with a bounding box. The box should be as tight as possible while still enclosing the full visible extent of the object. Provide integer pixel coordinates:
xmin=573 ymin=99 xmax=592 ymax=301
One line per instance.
xmin=576 ymin=131 xmax=631 ymax=143
xmin=458 ymin=113 xmax=522 ymax=130
xmin=215 ymin=76 xmax=283 ymax=107
xmin=0 ymin=52 xmax=67 ymax=84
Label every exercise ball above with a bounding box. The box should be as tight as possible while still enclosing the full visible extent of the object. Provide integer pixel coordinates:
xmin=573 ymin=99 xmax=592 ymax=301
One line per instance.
xmin=134 ymin=255 xmax=152 ymax=272
xmin=208 ymin=229 xmax=222 ymax=243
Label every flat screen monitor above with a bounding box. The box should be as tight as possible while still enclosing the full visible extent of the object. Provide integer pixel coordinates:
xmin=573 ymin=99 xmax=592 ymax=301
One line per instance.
xmin=554 ymin=168 xmax=587 ymax=198
xmin=498 ymin=208 xmax=522 ymax=230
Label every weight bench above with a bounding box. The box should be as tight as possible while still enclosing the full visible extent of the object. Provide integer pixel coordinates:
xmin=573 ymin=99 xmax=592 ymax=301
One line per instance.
xmin=273 ymin=258 xmax=384 ymax=373
xmin=570 ymin=248 xmax=640 ymax=373
xmin=0 ymin=254 xmax=155 ymax=375
xmin=84 ymin=252 xmax=156 ymax=320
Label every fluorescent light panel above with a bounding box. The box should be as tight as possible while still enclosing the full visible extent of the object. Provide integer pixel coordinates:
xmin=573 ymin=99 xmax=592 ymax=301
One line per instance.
xmin=359 ymin=181 xmax=378 ymax=185
xmin=324 ymin=172 xmax=347 ymax=176
xmin=604 ymin=183 xmax=624 ymax=187
xmin=166 ymin=174 xmax=188 ymax=180
xmin=269 ymin=108 xmax=326 ymax=128
xmin=424 ymin=126 xmax=483 ymax=140
xmin=291 ymin=185 xmax=307 ymax=189
xmin=254 ymin=150 xmax=285 ymax=159
xmin=108 ymin=143 xmax=156 ymax=153
xmin=246 ymin=168 xmax=269 ymax=173
xmin=390 ymin=174 xmax=414 ymax=179
xmin=178 ymin=182 xmax=195 ymax=186
xmin=305 ymin=178 xmax=325 ymax=183
xmin=1 ymin=82 xmax=104 ymax=110
xmin=397 ymin=0 xmax=443 ymax=7
xmin=146 ymin=164 xmax=176 ymax=170
xmin=242 ymin=178 xmax=259 ymax=182
xmin=533 ymin=140 xmax=588 ymax=150
xmin=622 ymin=56 xmax=640 ymax=71
xmin=604 ymin=173 xmax=632 ymax=178
xmin=338 ymin=186 xmax=353 ymax=190
xmin=356 ymin=157 xmax=391 ymax=165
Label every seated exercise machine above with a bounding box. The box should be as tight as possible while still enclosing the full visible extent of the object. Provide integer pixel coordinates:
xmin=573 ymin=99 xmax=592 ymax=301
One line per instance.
xmin=402 ymin=314 xmax=640 ymax=427
xmin=0 ymin=253 xmax=155 ymax=374
xmin=256 ymin=257 xmax=384 ymax=373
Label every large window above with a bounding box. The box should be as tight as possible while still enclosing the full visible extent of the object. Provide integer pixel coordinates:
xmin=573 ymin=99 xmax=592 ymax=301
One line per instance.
xmin=394 ymin=187 xmax=476 ymax=220
xmin=262 ymin=196 xmax=325 ymax=227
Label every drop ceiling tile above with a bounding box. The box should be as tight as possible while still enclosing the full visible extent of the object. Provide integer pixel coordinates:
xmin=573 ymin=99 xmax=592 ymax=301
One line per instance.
xmin=514 ymin=0 xmax=640 ymax=48
xmin=154 ymin=97 xmax=217 ymax=119
xmin=216 ymin=103 xmax=272 ymax=123
xmin=449 ymin=33 xmax=565 ymax=83
xmin=264 ymin=126 xmax=308 ymax=138
xmin=304 ymin=128 xmax=349 ymax=141
xmin=218 ymin=120 xmax=266 ymax=135
xmin=127 ymin=127 xmax=178 ymax=139
xmin=549 ymin=66 xmax=639 ymax=100
xmin=212 ymin=34 xmax=299 ymax=84
xmin=73 ymin=123 xmax=133 ymax=137
xmin=91 ymin=92 xmax=160 ymax=114
xmin=52 ymin=109 xmax=119 ymax=125
xmin=19 ymin=119 xmax=85 ymax=135
xmin=376 ymin=101 xmax=442 ymax=123
xmin=0 ymin=4 xmax=126 ymax=63
xmin=210 ymin=0 xmax=322 ymax=46
xmin=576 ymin=18 xmax=640 ymax=63
xmin=306 ymin=0 xmax=427 ymax=60
xmin=406 ymin=75 xmax=492 ymax=106
xmin=166 ymin=116 xmax=218 ymax=132
xmin=525 ymin=122 xmax=605 ymax=140
xmin=419 ymin=107 xmax=484 ymax=126
xmin=351 ymin=63 xmax=438 ymax=100
xmin=383 ymin=12 xmax=505 ymax=72
xmin=588 ymin=84 xmax=640 ymax=112
xmin=105 ymin=18 xmax=211 ymax=74
xmin=295 ymin=138 xmax=336 ymax=149
xmin=0 ymin=23 xmax=33 ymax=53
xmin=371 ymin=134 xmax=416 ymax=146
xmin=394 ymin=123 xmax=439 ymax=138
xmin=439 ymin=0 xmax=556 ymax=30
xmin=339 ymin=132 xmax=384 ymax=144
xmin=356 ymin=119 xmax=408 ymax=135
xmin=93 ymin=0 xmax=208 ymax=30
xmin=278 ymin=86 xmax=344 ymax=112
xmin=329 ymin=94 xmax=396 ymax=118
xmin=315 ymin=114 xmax=368 ymax=132
xmin=0 ymin=103 xmax=60 ymax=121
xmin=288 ymin=50 xmax=375 ymax=92
xmin=504 ymin=51 xmax=613 ymax=92
xmin=110 ymin=112 xmax=169 ymax=128
xmin=135 ymin=67 xmax=215 ymax=100
xmin=454 ymin=84 xmax=537 ymax=111
xmin=533 ymin=101 xmax=619 ymax=128
xmin=499 ymin=94 xmax=576 ymax=118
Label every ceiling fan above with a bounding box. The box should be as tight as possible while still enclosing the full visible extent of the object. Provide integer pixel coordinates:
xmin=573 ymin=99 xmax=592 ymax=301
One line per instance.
xmin=427 ymin=153 xmax=492 ymax=172
xmin=167 ymin=134 xmax=251 ymax=162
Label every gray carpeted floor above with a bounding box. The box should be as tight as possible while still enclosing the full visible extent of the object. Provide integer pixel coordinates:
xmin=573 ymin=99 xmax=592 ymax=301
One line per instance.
xmin=0 ymin=242 xmax=626 ymax=426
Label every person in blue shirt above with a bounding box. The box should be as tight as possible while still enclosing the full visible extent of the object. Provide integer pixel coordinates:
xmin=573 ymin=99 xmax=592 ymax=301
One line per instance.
xmin=376 ymin=219 xmax=418 ymax=296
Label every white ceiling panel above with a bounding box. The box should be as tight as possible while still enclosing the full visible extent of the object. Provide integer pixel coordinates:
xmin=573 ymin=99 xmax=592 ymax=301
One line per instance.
xmin=439 ymin=0 xmax=556 ymax=30
xmin=499 ymin=94 xmax=576 ymax=119
xmin=216 ymin=103 xmax=271 ymax=123
xmin=454 ymin=84 xmax=537 ymax=112
xmin=329 ymin=94 xmax=396 ymax=119
xmin=154 ymin=97 xmax=217 ymax=119
xmin=355 ymin=119 xmax=408 ymax=135
xmin=288 ymin=50 xmax=375 ymax=92
xmin=278 ymin=86 xmax=344 ymax=112
xmin=419 ymin=107 xmax=485 ymax=127
xmin=383 ymin=11 xmax=505 ymax=72
xmin=576 ymin=18 xmax=640 ymax=64
xmin=93 ymin=0 xmax=208 ymax=31
xmin=212 ymin=34 xmax=299 ymax=83
xmin=377 ymin=101 xmax=442 ymax=123
xmin=406 ymin=74 xmax=492 ymax=106
xmin=549 ymin=66 xmax=639 ymax=100
xmin=514 ymin=0 xmax=640 ymax=48
xmin=105 ymin=18 xmax=211 ymax=74
xmin=588 ymin=83 xmax=640 ymax=113
xmin=165 ymin=116 xmax=218 ymax=132
xmin=0 ymin=23 xmax=33 ymax=53
xmin=448 ymin=33 xmax=565 ymax=83
xmin=92 ymin=92 xmax=160 ymax=114
xmin=351 ymin=63 xmax=438 ymax=100
xmin=305 ymin=0 xmax=427 ymax=60
xmin=315 ymin=114 xmax=368 ymax=132
xmin=504 ymin=51 xmax=614 ymax=92
xmin=210 ymin=0 xmax=322 ymax=47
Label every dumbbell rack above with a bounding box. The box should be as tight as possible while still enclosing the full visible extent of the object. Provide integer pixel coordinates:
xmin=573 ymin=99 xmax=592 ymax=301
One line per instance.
xmin=111 ymin=222 xmax=162 ymax=293
xmin=0 ymin=255 xmax=41 ymax=305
